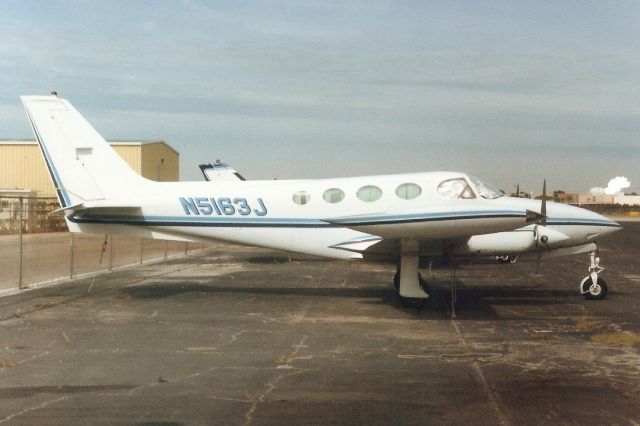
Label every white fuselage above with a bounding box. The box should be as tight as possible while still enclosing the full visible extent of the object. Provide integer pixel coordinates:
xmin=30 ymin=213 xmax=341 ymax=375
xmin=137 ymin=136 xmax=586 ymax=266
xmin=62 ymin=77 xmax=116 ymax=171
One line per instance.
xmin=67 ymin=171 xmax=620 ymax=260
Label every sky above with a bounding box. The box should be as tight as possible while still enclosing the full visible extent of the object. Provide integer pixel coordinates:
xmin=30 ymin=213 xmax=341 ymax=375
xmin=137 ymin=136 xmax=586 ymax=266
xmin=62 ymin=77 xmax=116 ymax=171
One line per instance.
xmin=0 ymin=0 xmax=638 ymax=193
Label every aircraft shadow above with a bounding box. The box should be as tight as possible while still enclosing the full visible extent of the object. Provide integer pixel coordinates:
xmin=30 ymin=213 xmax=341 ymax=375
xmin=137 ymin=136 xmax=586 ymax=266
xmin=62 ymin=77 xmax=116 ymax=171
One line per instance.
xmin=118 ymin=274 xmax=586 ymax=320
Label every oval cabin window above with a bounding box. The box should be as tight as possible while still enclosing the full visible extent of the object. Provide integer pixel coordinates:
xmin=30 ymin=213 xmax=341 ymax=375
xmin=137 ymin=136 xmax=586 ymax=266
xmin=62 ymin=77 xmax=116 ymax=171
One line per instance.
xmin=323 ymin=188 xmax=345 ymax=203
xmin=356 ymin=185 xmax=383 ymax=202
xmin=395 ymin=183 xmax=422 ymax=200
xmin=292 ymin=191 xmax=311 ymax=205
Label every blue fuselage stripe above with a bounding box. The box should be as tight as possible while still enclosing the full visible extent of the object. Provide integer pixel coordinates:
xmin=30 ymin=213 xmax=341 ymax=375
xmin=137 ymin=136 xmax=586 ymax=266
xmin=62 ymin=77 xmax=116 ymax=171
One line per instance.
xmin=70 ymin=211 xmax=524 ymax=228
xmin=68 ymin=211 xmax=620 ymax=229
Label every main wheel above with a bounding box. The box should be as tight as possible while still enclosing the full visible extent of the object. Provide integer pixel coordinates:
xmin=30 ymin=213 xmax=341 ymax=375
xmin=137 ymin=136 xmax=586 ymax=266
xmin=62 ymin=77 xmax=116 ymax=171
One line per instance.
xmin=581 ymin=276 xmax=608 ymax=300
xmin=393 ymin=271 xmax=429 ymax=308
xmin=399 ymin=296 xmax=429 ymax=308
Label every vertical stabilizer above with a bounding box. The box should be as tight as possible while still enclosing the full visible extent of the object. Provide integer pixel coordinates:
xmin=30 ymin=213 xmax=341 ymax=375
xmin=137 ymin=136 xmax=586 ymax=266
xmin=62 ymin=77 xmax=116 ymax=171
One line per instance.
xmin=21 ymin=95 xmax=150 ymax=207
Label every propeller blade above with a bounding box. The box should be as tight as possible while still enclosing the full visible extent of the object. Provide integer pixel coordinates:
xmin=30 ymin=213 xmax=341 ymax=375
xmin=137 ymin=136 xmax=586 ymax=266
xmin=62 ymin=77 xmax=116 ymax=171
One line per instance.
xmin=534 ymin=225 xmax=543 ymax=273
xmin=532 ymin=180 xmax=551 ymax=276
xmin=540 ymin=179 xmax=547 ymax=223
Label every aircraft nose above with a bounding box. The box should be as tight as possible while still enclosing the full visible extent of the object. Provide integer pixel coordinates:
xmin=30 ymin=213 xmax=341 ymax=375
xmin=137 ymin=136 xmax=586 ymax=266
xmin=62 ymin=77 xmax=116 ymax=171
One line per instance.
xmin=592 ymin=211 xmax=622 ymax=235
xmin=566 ymin=204 xmax=622 ymax=236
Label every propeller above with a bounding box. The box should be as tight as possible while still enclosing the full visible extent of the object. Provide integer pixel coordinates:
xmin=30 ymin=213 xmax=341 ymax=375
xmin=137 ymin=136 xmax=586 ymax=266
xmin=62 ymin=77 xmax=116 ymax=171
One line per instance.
xmin=539 ymin=179 xmax=547 ymax=226
xmin=534 ymin=179 xmax=549 ymax=274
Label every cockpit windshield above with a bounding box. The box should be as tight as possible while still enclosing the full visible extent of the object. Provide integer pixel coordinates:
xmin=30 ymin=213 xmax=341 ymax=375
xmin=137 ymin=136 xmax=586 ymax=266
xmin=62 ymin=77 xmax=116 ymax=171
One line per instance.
xmin=467 ymin=175 xmax=504 ymax=199
xmin=437 ymin=178 xmax=476 ymax=199
xmin=437 ymin=176 xmax=504 ymax=200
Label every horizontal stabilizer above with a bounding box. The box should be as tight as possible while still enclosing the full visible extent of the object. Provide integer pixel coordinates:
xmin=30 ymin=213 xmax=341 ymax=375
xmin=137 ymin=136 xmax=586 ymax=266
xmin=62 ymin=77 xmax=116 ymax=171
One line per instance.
xmin=50 ymin=203 xmax=84 ymax=215
xmin=51 ymin=199 xmax=143 ymax=217
xmin=79 ymin=199 xmax=142 ymax=210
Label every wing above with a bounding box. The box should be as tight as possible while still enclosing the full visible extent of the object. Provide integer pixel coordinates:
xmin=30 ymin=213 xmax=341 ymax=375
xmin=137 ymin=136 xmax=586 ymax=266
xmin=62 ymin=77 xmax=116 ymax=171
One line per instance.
xmin=324 ymin=204 xmax=541 ymax=261
xmin=323 ymin=204 xmax=537 ymax=240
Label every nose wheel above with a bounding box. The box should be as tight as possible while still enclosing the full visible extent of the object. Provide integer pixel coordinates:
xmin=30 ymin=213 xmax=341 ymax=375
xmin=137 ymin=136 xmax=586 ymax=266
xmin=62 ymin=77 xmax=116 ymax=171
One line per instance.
xmin=581 ymin=276 xmax=608 ymax=300
xmin=580 ymin=249 xmax=608 ymax=300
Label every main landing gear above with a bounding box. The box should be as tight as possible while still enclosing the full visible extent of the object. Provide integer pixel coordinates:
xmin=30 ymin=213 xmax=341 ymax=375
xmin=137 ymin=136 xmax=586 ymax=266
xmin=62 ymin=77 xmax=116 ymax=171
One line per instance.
xmin=580 ymin=249 xmax=608 ymax=300
xmin=394 ymin=239 xmax=430 ymax=307
xmin=393 ymin=269 xmax=430 ymax=307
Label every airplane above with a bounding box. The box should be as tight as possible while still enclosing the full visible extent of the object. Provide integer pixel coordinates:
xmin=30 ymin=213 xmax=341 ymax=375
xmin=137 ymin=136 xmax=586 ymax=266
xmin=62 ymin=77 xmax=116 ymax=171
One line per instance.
xmin=199 ymin=160 xmax=246 ymax=182
xmin=21 ymin=94 xmax=621 ymax=309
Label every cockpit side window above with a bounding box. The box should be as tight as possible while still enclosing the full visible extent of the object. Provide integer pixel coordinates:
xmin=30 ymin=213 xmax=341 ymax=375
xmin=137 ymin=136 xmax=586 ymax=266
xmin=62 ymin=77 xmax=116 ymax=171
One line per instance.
xmin=437 ymin=178 xmax=476 ymax=199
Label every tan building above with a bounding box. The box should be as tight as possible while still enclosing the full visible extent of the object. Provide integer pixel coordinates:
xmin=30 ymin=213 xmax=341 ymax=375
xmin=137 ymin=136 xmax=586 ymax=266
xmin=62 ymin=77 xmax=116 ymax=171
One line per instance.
xmin=575 ymin=194 xmax=615 ymax=205
xmin=613 ymin=194 xmax=640 ymax=206
xmin=0 ymin=139 xmax=179 ymax=197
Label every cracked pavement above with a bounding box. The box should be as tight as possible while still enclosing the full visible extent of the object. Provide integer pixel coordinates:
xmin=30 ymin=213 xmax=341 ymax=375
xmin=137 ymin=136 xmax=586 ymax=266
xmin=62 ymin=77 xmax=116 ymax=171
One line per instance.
xmin=0 ymin=222 xmax=639 ymax=424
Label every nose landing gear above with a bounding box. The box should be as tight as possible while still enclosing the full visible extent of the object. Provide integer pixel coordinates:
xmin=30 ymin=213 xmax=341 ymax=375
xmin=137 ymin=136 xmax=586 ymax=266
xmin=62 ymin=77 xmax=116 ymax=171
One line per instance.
xmin=580 ymin=249 xmax=608 ymax=300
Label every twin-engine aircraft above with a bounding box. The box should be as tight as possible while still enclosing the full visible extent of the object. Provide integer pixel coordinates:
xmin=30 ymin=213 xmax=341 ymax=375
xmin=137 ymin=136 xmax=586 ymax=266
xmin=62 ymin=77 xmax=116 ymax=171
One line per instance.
xmin=22 ymin=94 xmax=621 ymax=305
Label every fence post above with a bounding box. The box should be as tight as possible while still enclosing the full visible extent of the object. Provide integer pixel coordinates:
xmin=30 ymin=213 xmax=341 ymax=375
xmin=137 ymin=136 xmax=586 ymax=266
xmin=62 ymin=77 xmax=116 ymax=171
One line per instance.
xmin=33 ymin=195 xmax=38 ymax=233
xmin=184 ymin=242 xmax=188 ymax=255
xmin=69 ymin=232 xmax=74 ymax=278
xmin=164 ymin=240 xmax=168 ymax=260
xmin=18 ymin=197 xmax=23 ymax=290
xmin=108 ymin=235 xmax=113 ymax=271
xmin=140 ymin=238 xmax=143 ymax=265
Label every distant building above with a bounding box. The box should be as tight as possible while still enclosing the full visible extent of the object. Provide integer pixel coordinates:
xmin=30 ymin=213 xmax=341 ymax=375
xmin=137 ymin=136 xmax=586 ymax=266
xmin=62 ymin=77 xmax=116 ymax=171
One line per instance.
xmin=574 ymin=193 xmax=615 ymax=205
xmin=554 ymin=192 xmax=640 ymax=206
xmin=555 ymin=193 xmax=578 ymax=204
xmin=0 ymin=139 xmax=179 ymax=197
xmin=613 ymin=194 xmax=640 ymax=206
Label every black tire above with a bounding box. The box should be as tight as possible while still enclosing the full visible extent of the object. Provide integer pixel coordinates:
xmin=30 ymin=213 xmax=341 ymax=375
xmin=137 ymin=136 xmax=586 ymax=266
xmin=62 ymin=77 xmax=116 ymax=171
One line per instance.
xmin=399 ymin=296 xmax=428 ymax=308
xmin=582 ymin=277 xmax=608 ymax=300
xmin=394 ymin=271 xmax=429 ymax=308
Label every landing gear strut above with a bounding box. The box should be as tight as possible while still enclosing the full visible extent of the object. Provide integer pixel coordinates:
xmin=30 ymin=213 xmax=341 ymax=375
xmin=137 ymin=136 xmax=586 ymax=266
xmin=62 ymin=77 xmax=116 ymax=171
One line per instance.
xmin=394 ymin=239 xmax=429 ymax=307
xmin=394 ymin=269 xmax=429 ymax=307
xmin=580 ymin=249 xmax=608 ymax=300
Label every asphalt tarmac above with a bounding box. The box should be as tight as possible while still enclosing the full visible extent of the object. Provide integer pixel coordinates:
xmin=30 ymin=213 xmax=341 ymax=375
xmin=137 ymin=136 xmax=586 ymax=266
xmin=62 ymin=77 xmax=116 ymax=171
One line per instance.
xmin=0 ymin=222 xmax=639 ymax=425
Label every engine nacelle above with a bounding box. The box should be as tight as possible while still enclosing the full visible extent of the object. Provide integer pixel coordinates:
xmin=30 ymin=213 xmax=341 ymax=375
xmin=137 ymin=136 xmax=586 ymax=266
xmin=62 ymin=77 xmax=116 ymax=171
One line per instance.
xmin=464 ymin=231 xmax=535 ymax=255
xmin=463 ymin=226 xmax=571 ymax=256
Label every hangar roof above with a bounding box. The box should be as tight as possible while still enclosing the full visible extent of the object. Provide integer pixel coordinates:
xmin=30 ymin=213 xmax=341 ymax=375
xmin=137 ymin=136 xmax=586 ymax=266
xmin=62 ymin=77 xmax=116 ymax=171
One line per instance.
xmin=0 ymin=139 xmax=179 ymax=156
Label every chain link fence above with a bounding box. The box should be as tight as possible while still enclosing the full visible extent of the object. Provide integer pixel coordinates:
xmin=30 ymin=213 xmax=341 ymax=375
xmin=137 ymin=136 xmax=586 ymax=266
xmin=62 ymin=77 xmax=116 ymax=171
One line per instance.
xmin=0 ymin=195 xmax=66 ymax=234
xmin=0 ymin=196 xmax=207 ymax=294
